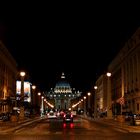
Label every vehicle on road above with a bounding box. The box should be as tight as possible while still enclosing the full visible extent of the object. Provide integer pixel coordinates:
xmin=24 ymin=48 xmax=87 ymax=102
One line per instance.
xmin=47 ymin=110 xmax=57 ymax=119
xmin=63 ymin=111 xmax=73 ymax=122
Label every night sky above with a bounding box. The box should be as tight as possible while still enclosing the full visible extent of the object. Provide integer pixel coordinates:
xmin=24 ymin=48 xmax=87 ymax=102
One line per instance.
xmin=0 ymin=4 xmax=140 ymax=93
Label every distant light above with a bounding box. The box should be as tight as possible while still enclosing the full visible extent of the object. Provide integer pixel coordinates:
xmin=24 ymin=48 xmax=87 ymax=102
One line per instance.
xmin=20 ymin=71 xmax=25 ymax=77
xmin=32 ymin=85 xmax=36 ymax=90
xmin=94 ymin=86 xmax=98 ymax=89
xmin=87 ymin=92 xmax=91 ymax=96
xmin=106 ymin=72 xmax=111 ymax=77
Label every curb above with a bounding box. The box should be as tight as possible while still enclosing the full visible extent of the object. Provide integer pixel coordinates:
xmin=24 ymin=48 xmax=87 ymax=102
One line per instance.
xmin=79 ymin=115 xmax=140 ymax=133
xmin=1 ymin=117 xmax=44 ymax=133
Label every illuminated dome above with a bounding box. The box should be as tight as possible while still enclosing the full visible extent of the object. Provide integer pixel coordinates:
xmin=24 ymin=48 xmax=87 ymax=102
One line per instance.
xmin=55 ymin=81 xmax=71 ymax=88
xmin=54 ymin=73 xmax=72 ymax=93
xmin=46 ymin=72 xmax=82 ymax=110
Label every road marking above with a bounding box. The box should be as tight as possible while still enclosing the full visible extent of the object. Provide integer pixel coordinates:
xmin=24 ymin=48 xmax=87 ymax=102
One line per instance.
xmin=55 ymin=132 xmax=62 ymax=134
xmin=113 ymin=127 xmax=128 ymax=133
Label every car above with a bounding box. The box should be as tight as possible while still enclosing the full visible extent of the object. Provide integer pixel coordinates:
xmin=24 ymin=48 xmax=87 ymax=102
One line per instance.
xmin=63 ymin=111 xmax=73 ymax=122
xmin=0 ymin=112 xmax=11 ymax=121
xmin=59 ymin=111 xmax=65 ymax=118
xmin=47 ymin=110 xmax=57 ymax=119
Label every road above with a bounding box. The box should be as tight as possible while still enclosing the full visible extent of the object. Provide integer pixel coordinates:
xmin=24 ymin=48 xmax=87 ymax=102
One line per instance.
xmin=0 ymin=116 xmax=140 ymax=140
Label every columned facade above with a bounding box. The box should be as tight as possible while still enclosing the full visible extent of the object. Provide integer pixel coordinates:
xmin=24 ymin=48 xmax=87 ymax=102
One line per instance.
xmin=46 ymin=73 xmax=81 ymax=111
xmin=108 ymin=27 xmax=140 ymax=115
xmin=94 ymin=74 xmax=108 ymax=118
xmin=94 ymin=27 xmax=140 ymax=118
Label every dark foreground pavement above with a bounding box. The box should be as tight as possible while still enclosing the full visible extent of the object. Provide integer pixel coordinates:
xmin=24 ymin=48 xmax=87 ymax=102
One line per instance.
xmin=0 ymin=116 xmax=44 ymax=133
xmin=1 ymin=115 xmax=140 ymax=133
xmin=80 ymin=115 xmax=140 ymax=133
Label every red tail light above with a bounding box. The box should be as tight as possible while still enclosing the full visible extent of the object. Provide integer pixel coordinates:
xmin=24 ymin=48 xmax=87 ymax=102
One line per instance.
xmin=70 ymin=123 xmax=74 ymax=128
xmin=63 ymin=123 xmax=66 ymax=128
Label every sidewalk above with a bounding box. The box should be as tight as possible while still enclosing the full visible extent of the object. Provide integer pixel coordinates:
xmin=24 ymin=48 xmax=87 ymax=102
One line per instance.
xmin=0 ymin=116 xmax=45 ymax=133
xmin=79 ymin=115 xmax=140 ymax=133
xmin=97 ymin=118 xmax=140 ymax=133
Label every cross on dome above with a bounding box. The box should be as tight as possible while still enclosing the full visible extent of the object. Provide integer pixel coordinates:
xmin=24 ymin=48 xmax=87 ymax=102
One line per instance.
xmin=61 ymin=72 xmax=65 ymax=79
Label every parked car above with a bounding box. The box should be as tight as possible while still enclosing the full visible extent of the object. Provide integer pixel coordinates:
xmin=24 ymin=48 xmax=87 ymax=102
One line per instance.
xmin=0 ymin=112 xmax=11 ymax=121
xmin=63 ymin=111 xmax=73 ymax=122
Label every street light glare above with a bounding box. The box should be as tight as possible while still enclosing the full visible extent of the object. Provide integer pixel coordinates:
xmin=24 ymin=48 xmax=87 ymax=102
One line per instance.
xmin=20 ymin=71 xmax=25 ymax=77
xmin=87 ymin=92 xmax=91 ymax=96
xmin=32 ymin=85 xmax=36 ymax=89
xmin=106 ymin=72 xmax=111 ymax=77
xmin=94 ymin=86 xmax=98 ymax=89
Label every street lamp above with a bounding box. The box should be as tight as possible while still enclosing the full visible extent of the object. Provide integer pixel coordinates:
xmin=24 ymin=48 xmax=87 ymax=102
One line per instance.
xmin=87 ymin=92 xmax=91 ymax=116
xmin=19 ymin=71 xmax=26 ymax=120
xmin=38 ymin=92 xmax=41 ymax=104
xmin=84 ymin=96 xmax=86 ymax=116
xmin=80 ymin=99 xmax=84 ymax=112
xmin=37 ymin=92 xmax=41 ymax=115
xmin=106 ymin=72 xmax=112 ymax=119
xmin=94 ymin=86 xmax=98 ymax=118
xmin=40 ymin=96 xmax=44 ymax=117
xmin=87 ymin=92 xmax=91 ymax=109
xmin=31 ymin=85 xmax=36 ymax=115
xmin=106 ymin=72 xmax=111 ymax=77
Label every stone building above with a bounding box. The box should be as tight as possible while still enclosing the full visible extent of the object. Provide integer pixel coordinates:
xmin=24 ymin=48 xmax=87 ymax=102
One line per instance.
xmin=94 ymin=74 xmax=108 ymax=117
xmin=108 ymin=27 xmax=140 ymax=115
xmin=46 ymin=73 xmax=81 ymax=111
xmin=0 ymin=41 xmax=17 ymax=114
xmin=94 ymin=27 xmax=140 ymax=118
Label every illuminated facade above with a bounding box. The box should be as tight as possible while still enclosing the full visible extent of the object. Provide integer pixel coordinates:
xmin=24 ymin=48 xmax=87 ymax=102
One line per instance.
xmin=0 ymin=41 xmax=17 ymax=113
xmin=46 ymin=73 xmax=81 ymax=110
xmin=108 ymin=27 xmax=140 ymax=115
xmin=94 ymin=27 xmax=140 ymax=117
xmin=94 ymin=74 xmax=108 ymax=116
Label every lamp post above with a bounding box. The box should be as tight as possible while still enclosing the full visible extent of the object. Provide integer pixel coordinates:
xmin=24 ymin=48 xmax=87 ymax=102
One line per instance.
xmin=40 ymin=96 xmax=44 ymax=117
xmin=87 ymin=92 xmax=91 ymax=117
xmin=94 ymin=86 xmax=98 ymax=119
xmin=106 ymin=72 xmax=112 ymax=119
xmin=87 ymin=92 xmax=91 ymax=109
xmin=38 ymin=92 xmax=41 ymax=105
xmin=37 ymin=92 xmax=41 ymax=115
xmin=19 ymin=71 xmax=25 ymax=120
xmin=80 ymin=99 xmax=84 ymax=113
xmin=84 ymin=96 xmax=86 ymax=116
xmin=32 ymin=85 xmax=36 ymax=115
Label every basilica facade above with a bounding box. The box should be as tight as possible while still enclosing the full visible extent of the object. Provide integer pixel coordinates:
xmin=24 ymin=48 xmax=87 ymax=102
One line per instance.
xmin=46 ymin=73 xmax=81 ymax=110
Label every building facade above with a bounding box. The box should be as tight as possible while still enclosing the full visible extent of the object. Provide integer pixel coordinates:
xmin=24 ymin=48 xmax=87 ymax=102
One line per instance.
xmin=94 ymin=27 xmax=140 ymax=118
xmin=108 ymin=27 xmax=140 ymax=115
xmin=46 ymin=73 xmax=81 ymax=111
xmin=94 ymin=74 xmax=108 ymax=117
xmin=0 ymin=41 xmax=17 ymax=114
